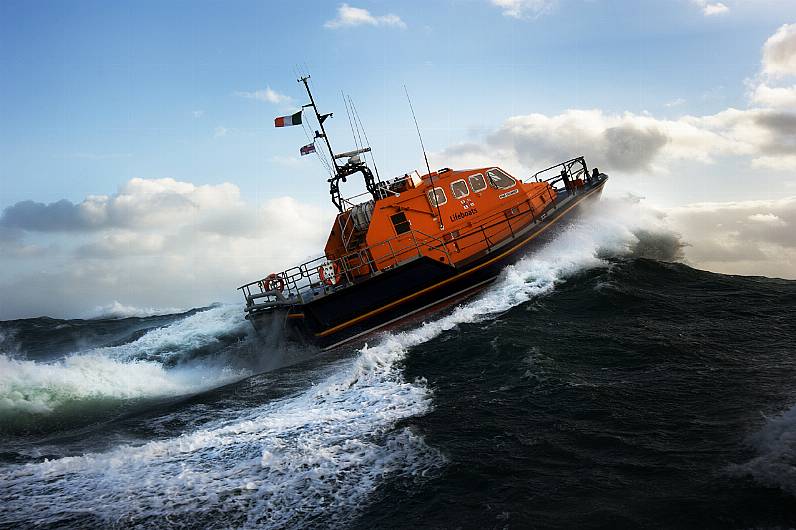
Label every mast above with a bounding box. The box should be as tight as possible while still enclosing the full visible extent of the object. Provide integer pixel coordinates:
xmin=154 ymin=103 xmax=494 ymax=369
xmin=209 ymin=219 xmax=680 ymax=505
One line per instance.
xmin=297 ymin=75 xmax=383 ymax=213
xmin=299 ymin=76 xmax=337 ymax=171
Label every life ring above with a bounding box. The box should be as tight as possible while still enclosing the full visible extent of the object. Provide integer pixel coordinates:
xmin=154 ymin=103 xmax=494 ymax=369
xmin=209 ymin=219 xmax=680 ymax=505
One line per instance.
xmin=260 ymin=273 xmax=284 ymax=293
xmin=318 ymin=261 xmax=341 ymax=286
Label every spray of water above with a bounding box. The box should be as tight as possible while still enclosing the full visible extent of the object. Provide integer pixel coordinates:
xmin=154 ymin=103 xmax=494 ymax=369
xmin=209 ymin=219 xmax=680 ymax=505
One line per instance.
xmin=730 ymin=403 xmax=796 ymax=496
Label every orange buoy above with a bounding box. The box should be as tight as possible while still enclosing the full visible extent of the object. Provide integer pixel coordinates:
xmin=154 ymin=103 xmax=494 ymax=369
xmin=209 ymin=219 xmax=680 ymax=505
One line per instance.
xmin=260 ymin=273 xmax=284 ymax=293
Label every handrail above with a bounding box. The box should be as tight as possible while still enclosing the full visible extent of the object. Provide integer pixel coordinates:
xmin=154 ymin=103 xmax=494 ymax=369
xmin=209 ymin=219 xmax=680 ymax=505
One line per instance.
xmin=340 ymin=182 xmax=401 ymax=211
xmin=238 ymin=225 xmax=455 ymax=310
xmin=528 ymin=156 xmax=587 ymax=183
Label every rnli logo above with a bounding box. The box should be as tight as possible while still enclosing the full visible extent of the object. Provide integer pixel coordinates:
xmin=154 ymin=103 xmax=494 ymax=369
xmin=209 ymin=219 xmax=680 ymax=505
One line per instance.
xmin=460 ymin=198 xmax=475 ymax=210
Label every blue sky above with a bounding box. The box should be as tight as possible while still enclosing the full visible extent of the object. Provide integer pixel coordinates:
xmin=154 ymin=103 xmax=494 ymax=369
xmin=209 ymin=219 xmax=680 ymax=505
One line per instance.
xmin=0 ymin=0 xmax=794 ymax=318
xmin=1 ymin=0 xmax=791 ymax=206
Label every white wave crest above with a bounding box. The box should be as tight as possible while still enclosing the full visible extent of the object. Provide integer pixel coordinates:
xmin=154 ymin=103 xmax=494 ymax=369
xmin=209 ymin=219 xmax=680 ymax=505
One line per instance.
xmin=730 ymin=403 xmax=796 ymax=496
xmin=91 ymin=303 xmax=249 ymax=363
xmin=0 ymin=353 xmax=247 ymax=414
xmin=0 ymin=198 xmax=669 ymax=527
xmin=86 ymin=300 xmax=187 ymax=319
xmin=0 ymin=305 xmax=251 ymax=414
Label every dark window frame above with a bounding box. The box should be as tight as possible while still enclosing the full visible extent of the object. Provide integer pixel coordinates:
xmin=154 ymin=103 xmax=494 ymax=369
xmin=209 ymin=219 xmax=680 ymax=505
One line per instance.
xmin=426 ymin=187 xmax=448 ymax=207
xmin=450 ymin=179 xmax=470 ymax=199
xmin=390 ymin=212 xmax=411 ymax=235
xmin=468 ymin=173 xmax=487 ymax=193
xmin=486 ymin=168 xmax=517 ymax=190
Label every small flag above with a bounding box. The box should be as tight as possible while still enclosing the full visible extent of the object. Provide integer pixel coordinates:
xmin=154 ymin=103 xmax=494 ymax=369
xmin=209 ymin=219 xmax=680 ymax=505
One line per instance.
xmin=300 ymin=143 xmax=316 ymax=156
xmin=274 ymin=111 xmax=302 ymax=127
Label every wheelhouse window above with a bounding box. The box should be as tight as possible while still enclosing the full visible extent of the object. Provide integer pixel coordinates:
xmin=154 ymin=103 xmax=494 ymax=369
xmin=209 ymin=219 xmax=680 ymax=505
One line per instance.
xmin=450 ymin=179 xmax=469 ymax=199
xmin=390 ymin=212 xmax=411 ymax=235
xmin=468 ymin=173 xmax=487 ymax=193
xmin=427 ymin=187 xmax=447 ymax=207
xmin=486 ymin=168 xmax=517 ymax=190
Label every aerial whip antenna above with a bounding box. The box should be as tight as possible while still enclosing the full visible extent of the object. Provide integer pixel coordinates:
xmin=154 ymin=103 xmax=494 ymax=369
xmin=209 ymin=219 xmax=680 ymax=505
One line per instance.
xmin=404 ymin=85 xmax=433 ymax=179
xmin=404 ymin=85 xmax=443 ymax=229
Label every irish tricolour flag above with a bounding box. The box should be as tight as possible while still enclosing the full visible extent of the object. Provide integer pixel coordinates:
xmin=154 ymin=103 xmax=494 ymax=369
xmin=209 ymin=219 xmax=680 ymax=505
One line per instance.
xmin=274 ymin=111 xmax=302 ymax=127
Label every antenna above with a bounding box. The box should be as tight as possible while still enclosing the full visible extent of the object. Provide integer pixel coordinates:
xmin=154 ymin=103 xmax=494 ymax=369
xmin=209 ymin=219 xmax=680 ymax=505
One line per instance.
xmin=404 ymin=85 xmax=443 ymax=230
xmin=349 ymin=95 xmax=382 ymax=184
xmin=404 ymin=85 xmax=432 ymax=178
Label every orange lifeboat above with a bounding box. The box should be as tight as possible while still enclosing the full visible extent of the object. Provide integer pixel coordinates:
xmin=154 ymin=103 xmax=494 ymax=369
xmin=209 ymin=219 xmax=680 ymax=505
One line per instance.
xmin=237 ymin=77 xmax=608 ymax=350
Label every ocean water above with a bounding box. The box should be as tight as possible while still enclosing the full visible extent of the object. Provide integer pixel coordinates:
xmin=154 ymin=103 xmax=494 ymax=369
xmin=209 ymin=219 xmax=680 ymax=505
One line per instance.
xmin=1 ymin=201 xmax=794 ymax=529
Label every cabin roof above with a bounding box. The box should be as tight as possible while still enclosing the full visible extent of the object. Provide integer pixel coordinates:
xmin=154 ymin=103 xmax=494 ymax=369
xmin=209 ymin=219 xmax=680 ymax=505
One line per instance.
xmin=418 ymin=167 xmax=497 ymax=181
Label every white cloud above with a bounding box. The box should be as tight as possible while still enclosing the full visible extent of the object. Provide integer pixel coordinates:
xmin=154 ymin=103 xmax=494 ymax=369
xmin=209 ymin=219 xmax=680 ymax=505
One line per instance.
xmin=234 ymin=86 xmax=293 ymax=105
xmin=0 ymin=178 xmax=333 ymax=319
xmin=214 ymin=126 xmax=228 ymax=138
xmin=490 ymin=0 xmax=556 ymax=19
xmin=750 ymin=83 xmax=796 ymax=109
xmin=750 ymin=154 xmax=796 ymax=171
xmin=324 ymin=4 xmax=406 ymax=29
xmin=691 ymin=0 xmax=729 ymax=16
xmin=192 ymin=110 xmax=204 ymax=118
xmin=747 ymin=24 xmax=796 ymax=112
xmin=748 ymin=213 xmax=786 ymax=226
xmin=665 ymin=98 xmax=686 ymax=108
xmin=666 ymin=197 xmax=796 ymax=279
xmin=762 ymin=23 xmax=796 ymax=78
xmin=703 ymin=2 xmax=729 ymax=16
xmin=437 ymin=105 xmax=796 ymax=177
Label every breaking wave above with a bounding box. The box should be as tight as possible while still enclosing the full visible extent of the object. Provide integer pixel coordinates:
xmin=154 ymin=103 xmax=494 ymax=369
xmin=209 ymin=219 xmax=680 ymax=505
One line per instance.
xmin=89 ymin=303 xmax=249 ymax=363
xmin=0 ymin=305 xmax=251 ymax=416
xmin=87 ymin=300 xmax=188 ymax=319
xmin=732 ymin=402 xmax=796 ymax=496
xmin=0 ymin=197 xmax=688 ymax=527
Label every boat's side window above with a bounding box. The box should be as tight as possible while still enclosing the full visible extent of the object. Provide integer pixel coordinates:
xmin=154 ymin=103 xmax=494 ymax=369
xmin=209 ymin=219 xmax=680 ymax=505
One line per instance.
xmin=390 ymin=212 xmax=411 ymax=235
xmin=427 ymin=187 xmax=447 ymax=207
xmin=450 ymin=179 xmax=469 ymax=199
xmin=468 ymin=173 xmax=487 ymax=193
xmin=486 ymin=168 xmax=517 ymax=190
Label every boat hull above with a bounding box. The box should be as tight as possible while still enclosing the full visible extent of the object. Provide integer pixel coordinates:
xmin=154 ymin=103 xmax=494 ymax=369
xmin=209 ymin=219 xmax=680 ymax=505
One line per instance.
xmin=249 ymin=178 xmax=606 ymax=350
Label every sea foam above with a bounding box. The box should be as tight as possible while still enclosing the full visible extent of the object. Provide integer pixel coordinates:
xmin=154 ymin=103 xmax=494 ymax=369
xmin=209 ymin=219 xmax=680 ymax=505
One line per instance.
xmin=731 ymin=402 xmax=796 ymax=496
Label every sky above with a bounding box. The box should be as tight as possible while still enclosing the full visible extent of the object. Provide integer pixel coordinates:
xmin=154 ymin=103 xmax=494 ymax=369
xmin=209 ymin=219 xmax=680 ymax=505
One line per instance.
xmin=0 ymin=0 xmax=794 ymax=319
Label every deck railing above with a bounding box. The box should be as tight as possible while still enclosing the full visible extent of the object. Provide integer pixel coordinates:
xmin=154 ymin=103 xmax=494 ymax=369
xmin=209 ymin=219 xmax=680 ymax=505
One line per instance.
xmin=528 ymin=156 xmax=590 ymax=189
xmin=238 ymin=227 xmax=453 ymax=312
